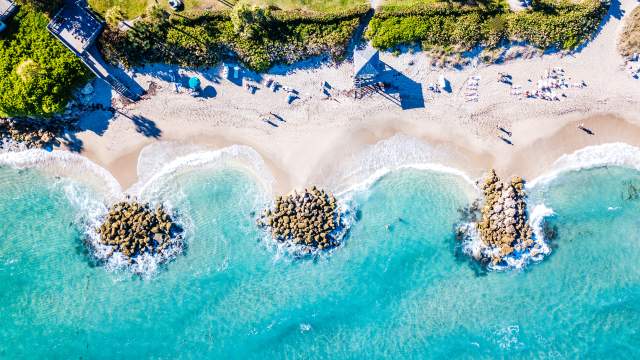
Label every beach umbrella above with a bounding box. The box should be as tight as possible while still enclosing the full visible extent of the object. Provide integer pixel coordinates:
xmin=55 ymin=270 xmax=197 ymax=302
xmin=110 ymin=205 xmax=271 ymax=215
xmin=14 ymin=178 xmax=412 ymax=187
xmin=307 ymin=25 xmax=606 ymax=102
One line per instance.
xmin=188 ymin=76 xmax=201 ymax=90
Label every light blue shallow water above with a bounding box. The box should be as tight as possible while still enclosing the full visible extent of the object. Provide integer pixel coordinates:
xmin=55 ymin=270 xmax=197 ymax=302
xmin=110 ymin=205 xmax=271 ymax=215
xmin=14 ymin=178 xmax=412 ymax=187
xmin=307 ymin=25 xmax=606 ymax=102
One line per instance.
xmin=0 ymin=165 xmax=639 ymax=358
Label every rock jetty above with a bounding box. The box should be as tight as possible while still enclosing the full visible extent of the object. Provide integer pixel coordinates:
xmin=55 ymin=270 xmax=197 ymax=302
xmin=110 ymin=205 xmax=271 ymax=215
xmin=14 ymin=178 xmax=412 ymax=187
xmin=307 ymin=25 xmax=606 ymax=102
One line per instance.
xmin=97 ymin=201 xmax=180 ymax=260
xmin=0 ymin=118 xmax=61 ymax=149
xmin=1 ymin=103 xmax=113 ymax=149
xmin=474 ymin=169 xmax=534 ymax=265
xmin=258 ymin=186 xmax=341 ymax=250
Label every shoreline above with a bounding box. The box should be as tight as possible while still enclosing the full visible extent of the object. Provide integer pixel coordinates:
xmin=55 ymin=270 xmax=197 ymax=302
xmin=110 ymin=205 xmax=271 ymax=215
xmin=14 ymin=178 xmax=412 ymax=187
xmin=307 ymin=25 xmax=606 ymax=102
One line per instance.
xmin=6 ymin=0 xmax=640 ymax=194
xmin=72 ymin=111 xmax=640 ymax=196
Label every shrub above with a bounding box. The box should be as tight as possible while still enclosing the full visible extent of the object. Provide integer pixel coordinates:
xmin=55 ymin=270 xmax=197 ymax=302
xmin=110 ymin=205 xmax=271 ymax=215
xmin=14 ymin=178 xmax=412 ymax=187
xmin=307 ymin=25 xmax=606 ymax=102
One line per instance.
xmin=506 ymin=0 xmax=607 ymax=49
xmin=618 ymin=5 xmax=640 ymax=57
xmin=99 ymin=6 xmax=367 ymax=72
xmin=15 ymin=0 xmax=63 ymax=15
xmin=231 ymin=4 xmax=273 ymax=40
xmin=366 ymin=0 xmax=609 ymax=53
xmin=0 ymin=8 xmax=91 ymax=117
xmin=104 ymin=6 xmax=125 ymax=28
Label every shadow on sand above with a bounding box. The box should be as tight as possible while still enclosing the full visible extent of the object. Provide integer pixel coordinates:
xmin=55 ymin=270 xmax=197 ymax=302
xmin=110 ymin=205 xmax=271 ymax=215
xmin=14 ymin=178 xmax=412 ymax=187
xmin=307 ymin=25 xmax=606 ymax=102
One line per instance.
xmin=376 ymin=62 xmax=425 ymax=110
xmin=130 ymin=114 xmax=162 ymax=138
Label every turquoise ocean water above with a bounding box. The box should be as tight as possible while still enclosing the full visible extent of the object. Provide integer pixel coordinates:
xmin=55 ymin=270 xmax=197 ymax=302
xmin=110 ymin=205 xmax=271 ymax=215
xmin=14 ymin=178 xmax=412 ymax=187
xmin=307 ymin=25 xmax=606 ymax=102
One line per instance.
xmin=1 ymin=158 xmax=639 ymax=358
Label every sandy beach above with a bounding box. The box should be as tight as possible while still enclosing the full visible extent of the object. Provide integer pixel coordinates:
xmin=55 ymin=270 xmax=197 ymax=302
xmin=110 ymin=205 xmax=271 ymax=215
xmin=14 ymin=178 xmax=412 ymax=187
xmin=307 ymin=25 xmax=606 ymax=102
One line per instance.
xmin=74 ymin=0 xmax=640 ymax=193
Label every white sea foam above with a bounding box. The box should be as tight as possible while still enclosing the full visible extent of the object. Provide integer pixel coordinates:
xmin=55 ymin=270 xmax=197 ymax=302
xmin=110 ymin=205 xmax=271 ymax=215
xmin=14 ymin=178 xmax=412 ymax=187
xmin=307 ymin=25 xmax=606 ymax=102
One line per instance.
xmin=458 ymin=203 xmax=554 ymax=271
xmin=332 ymin=134 xmax=478 ymax=198
xmin=528 ymin=142 xmax=640 ymax=189
xmin=131 ymin=143 xmax=274 ymax=200
xmin=0 ymin=147 xmax=122 ymax=200
xmin=0 ymin=143 xmax=274 ymax=278
xmin=135 ymin=142 xmax=207 ymax=187
xmin=15 ymin=137 xmax=633 ymax=274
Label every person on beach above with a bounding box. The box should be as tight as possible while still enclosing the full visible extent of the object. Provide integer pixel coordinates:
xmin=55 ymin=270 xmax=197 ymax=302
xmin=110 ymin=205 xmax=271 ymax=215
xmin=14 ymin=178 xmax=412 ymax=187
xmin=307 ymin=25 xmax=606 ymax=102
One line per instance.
xmin=497 ymin=125 xmax=512 ymax=137
xmin=578 ymin=123 xmax=595 ymax=135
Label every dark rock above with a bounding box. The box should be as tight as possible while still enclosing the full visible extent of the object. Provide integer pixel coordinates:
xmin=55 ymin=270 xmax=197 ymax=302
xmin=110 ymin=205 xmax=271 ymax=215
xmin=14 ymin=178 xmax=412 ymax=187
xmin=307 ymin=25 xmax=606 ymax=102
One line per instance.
xmin=258 ymin=187 xmax=342 ymax=251
xmin=96 ymin=201 xmax=181 ymax=261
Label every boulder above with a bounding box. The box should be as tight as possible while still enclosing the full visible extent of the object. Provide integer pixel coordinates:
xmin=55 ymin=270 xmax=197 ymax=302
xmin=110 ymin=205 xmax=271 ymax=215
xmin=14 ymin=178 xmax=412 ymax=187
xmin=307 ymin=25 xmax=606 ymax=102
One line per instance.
xmin=96 ymin=200 xmax=180 ymax=262
xmin=259 ymin=187 xmax=341 ymax=250
xmin=473 ymin=169 xmax=535 ymax=266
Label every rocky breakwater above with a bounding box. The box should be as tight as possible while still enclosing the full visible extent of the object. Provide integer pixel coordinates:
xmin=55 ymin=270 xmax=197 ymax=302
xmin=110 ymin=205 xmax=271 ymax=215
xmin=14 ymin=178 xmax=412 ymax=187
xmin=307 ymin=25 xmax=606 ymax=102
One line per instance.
xmin=0 ymin=118 xmax=62 ymax=149
xmin=465 ymin=169 xmax=537 ymax=266
xmin=258 ymin=187 xmax=343 ymax=251
xmin=96 ymin=201 xmax=183 ymax=264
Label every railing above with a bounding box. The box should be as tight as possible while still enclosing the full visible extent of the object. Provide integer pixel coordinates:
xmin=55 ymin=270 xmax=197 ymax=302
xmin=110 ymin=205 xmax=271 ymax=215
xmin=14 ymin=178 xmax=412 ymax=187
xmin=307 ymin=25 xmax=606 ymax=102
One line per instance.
xmin=105 ymin=75 xmax=140 ymax=101
xmin=46 ymin=3 xmax=141 ymax=102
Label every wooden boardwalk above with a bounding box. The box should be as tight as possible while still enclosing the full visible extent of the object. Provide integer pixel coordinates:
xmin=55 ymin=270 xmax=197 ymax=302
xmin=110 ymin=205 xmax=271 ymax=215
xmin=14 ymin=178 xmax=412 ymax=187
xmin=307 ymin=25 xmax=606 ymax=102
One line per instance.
xmin=47 ymin=1 xmax=142 ymax=101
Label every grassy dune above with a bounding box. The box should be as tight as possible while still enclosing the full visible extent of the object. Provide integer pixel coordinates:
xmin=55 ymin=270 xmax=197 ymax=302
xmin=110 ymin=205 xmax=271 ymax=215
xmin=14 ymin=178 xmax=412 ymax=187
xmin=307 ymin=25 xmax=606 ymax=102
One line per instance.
xmin=239 ymin=0 xmax=368 ymax=12
xmin=619 ymin=6 xmax=640 ymax=57
xmin=88 ymin=0 xmax=233 ymax=18
xmin=367 ymin=0 xmax=608 ymax=52
xmin=89 ymin=0 xmax=367 ymax=18
xmin=0 ymin=8 xmax=90 ymax=117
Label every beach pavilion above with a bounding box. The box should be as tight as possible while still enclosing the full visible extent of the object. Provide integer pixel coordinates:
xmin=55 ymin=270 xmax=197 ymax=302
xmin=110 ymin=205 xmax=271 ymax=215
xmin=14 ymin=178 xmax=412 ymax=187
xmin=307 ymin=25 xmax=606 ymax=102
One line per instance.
xmin=353 ymin=45 xmax=381 ymax=87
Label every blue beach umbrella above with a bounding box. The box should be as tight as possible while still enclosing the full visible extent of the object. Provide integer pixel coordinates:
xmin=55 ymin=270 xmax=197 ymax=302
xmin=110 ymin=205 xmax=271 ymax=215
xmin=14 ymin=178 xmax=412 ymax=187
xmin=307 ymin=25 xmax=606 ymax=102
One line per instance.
xmin=188 ymin=76 xmax=201 ymax=90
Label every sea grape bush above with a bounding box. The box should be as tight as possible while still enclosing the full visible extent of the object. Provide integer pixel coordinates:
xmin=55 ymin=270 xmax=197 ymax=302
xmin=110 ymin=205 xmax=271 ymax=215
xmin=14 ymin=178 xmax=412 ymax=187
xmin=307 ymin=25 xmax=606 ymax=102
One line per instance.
xmin=366 ymin=0 xmax=609 ymax=52
xmin=0 ymin=8 xmax=90 ymax=117
xmin=99 ymin=5 xmax=369 ymax=72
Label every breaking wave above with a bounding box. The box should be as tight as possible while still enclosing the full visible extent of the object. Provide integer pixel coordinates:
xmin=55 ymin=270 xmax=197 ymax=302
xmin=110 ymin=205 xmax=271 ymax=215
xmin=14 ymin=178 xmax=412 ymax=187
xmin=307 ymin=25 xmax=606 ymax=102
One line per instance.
xmin=5 ymin=139 xmax=639 ymax=274
xmin=458 ymin=203 xmax=554 ymax=271
xmin=0 ymin=148 xmax=121 ymax=201
xmin=0 ymin=142 xmax=274 ymax=278
xmin=329 ymin=134 xmax=478 ymax=196
xmin=528 ymin=143 xmax=640 ymax=188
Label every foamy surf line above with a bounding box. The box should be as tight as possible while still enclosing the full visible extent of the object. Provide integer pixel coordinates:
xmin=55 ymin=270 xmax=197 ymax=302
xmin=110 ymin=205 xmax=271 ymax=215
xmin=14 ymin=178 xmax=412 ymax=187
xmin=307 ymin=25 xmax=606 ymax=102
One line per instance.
xmin=528 ymin=143 xmax=640 ymax=188
xmin=459 ymin=203 xmax=554 ymax=271
xmin=332 ymin=134 xmax=479 ymax=196
xmin=0 ymin=148 xmax=122 ymax=199
xmin=131 ymin=144 xmax=274 ymax=200
xmin=0 ymin=143 xmax=274 ymax=202
xmin=336 ymin=162 xmax=478 ymax=198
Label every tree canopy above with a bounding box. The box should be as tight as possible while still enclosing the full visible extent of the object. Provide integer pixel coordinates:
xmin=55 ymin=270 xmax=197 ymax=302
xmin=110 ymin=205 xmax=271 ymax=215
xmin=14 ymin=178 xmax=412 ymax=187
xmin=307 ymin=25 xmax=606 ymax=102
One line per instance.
xmin=0 ymin=8 xmax=91 ymax=117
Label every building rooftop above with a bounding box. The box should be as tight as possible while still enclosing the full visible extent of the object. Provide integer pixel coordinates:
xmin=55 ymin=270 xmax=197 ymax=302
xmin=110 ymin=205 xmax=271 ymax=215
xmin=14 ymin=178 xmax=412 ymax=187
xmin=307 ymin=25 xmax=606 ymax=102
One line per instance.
xmin=354 ymin=44 xmax=380 ymax=79
xmin=0 ymin=0 xmax=16 ymax=21
xmin=48 ymin=4 xmax=103 ymax=53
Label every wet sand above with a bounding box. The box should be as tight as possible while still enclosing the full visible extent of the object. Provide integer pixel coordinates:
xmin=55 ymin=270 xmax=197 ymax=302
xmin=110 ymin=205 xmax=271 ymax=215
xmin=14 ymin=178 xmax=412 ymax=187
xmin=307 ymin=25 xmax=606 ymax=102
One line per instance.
xmin=69 ymin=0 xmax=640 ymax=193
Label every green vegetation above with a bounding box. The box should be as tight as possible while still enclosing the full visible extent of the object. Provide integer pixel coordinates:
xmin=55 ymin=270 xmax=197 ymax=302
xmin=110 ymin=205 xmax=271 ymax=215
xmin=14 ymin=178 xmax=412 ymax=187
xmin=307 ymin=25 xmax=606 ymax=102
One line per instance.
xmin=89 ymin=0 xmax=237 ymax=19
xmin=377 ymin=0 xmax=441 ymax=10
xmin=0 ymin=7 xmax=91 ymax=117
xmin=88 ymin=0 xmax=151 ymax=19
xmin=14 ymin=0 xmax=63 ymax=15
xmin=99 ymin=4 xmax=368 ymax=71
xmin=89 ymin=0 xmax=367 ymax=19
xmin=366 ymin=0 xmax=609 ymax=53
xmin=241 ymin=0 xmax=368 ymax=13
xmin=94 ymin=0 xmax=608 ymax=74
xmin=618 ymin=5 xmax=640 ymax=57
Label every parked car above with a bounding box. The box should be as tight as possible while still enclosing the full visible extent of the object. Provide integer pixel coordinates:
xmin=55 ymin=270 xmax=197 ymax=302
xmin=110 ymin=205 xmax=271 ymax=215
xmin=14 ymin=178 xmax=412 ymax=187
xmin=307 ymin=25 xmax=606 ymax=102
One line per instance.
xmin=168 ymin=0 xmax=184 ymax=11
xmin=0 ymin=21 xmax=6 ymax=33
